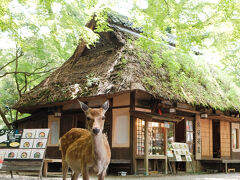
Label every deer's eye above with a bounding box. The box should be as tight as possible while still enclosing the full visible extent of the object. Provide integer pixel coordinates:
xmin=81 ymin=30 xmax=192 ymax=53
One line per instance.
xmin=102 ymin=116 xmax=105 ymax=120
xmin=86 ymin=117 xmax=91 ymax=121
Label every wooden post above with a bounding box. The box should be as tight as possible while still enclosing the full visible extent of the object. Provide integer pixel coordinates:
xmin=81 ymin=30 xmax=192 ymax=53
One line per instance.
xmin=130 ymin=91 xmax=137 ymax=174
xmin=132 ymin=117 xmax=137 ymax=174
xmin=144 ymin=120 xmax=149 ymax=176
xmin=43 ymin=161 xmax=48 ymax=177
xmin=164 ymin=127 xmax=168 ymax=175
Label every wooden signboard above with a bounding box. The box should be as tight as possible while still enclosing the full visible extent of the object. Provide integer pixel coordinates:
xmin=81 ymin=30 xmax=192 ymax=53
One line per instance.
xmin=0 ymin=129 xmax=49 ymax=178
xmin=168 ymin=142 xmax=194 ymax=174
xmin=168 ymin=142 xmax=192 ymax=162
xmin=195 ymin=114 xmax=201 ymax=160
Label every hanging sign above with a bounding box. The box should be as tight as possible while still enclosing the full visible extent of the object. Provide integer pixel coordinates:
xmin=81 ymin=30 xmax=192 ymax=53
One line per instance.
xmin=195 ymin=114 xmax=201 ymax=160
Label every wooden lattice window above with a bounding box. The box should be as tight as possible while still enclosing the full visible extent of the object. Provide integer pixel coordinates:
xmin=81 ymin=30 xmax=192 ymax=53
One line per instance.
xmin=136 ymin=118 xmax=145 ymax=155
xmin=232 ymin=128 xmax=239 ymax=149
xmin=136 ymin=118 xmax=164 ymax=155
xmin=186 ymin=120 xmax=194 ymax=153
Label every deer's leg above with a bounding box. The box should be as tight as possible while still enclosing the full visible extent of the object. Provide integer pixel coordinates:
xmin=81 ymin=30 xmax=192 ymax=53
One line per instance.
xmin=82 ymin=172 xmax=89 ymax=180
xmin=82 ymin=168 xmax=90 ymax=180
xmin=62 ymin=161 xmax=69 ymax=180
xmin=98 ymin=170 xmax=106 ymax=180
xmin=71 ymin=172 xmax=80 ymax=180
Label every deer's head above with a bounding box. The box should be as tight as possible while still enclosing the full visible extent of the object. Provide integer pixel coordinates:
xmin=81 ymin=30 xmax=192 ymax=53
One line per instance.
xmin=77 ymin=100 xmax=109 ymax=136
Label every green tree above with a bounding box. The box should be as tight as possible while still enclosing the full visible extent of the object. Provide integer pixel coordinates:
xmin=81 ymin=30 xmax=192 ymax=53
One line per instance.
xmin=0 ymin=0 xmax=109 ymax=128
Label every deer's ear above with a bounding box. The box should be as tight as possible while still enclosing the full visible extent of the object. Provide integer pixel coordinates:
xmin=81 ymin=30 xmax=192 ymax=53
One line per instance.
xmin=102 ymin=100 xmax=109 ymax=113
xmin=77 ymin=100 xmax=89 ymax=112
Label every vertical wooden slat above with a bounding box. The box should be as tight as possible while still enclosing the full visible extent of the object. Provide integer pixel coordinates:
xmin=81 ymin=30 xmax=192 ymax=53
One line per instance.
xmin=144 ymin=120 xmax=149 ymax=176
xmin=220 ymin=121 xmax=230 ymax=157
xmin=201 ymin=119 xmax=213 ymax=157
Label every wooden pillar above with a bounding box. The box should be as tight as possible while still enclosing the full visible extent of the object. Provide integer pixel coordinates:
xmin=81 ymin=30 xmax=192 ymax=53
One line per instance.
xmin=132 ymin=117 xmax=137 ymax=174
xmin=130 ymin=91 xmax=137 ymax=174
xmin=144 ymin=120 xmax=149 ymax=176
xmin=164 ymin=127 xmax=168 ymax=175
xmin=43 ymin=161 xmax=48 ymax=177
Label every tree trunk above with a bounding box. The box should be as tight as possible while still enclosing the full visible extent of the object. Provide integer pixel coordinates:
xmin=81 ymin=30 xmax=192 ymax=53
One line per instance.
xmin=0 ymin=107 xmax=12 ymax=129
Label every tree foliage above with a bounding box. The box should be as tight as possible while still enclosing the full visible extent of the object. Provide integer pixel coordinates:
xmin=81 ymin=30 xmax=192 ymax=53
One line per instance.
xmin=131 ymin=0 xmax=240 ymax=110
xmin=0 ymin=0 xmax=108 ymax=128
xmin=0 ymin=0 xmax=239 ymax=128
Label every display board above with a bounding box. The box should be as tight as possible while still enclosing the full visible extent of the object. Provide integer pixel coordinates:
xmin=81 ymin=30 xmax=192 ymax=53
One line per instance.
xmin=0 ymin=129 xmax=49 ymax=162
xmin=167 ymin=142 xmax=192 ymax=162
xmin=0 ymin=129 xmax=22 ymax=148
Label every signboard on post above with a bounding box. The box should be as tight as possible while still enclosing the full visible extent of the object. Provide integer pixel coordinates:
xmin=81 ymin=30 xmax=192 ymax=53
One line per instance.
xmin=0 ymin=129 xmax=49 ymax=160
xmin=168 ymin=142 xmax=192 ymax=162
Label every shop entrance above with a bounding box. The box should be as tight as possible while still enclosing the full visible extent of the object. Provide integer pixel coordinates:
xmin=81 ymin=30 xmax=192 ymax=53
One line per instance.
xmin=212 ymin=120 xmax=221 ymax=158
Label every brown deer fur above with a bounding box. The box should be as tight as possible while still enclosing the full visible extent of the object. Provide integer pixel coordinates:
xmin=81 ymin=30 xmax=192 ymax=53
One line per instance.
xmin=59 ymin=100 xmax=111 ymax=180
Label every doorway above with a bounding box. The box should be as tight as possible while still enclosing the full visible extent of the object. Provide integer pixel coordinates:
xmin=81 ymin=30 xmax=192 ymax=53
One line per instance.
xmin=212 ymin=120 xmax=221 ymax=158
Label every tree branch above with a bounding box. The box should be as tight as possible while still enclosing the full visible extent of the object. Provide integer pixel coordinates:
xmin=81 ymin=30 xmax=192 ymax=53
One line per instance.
xmin=0 ymin=68 xmax=57 ymax=78
xmin=0 ymin=49 xmax=23 ymax=71
xmin=163 ymin=0 xmax=170 ymax=14
xmin=14 ymin=50 xmax=21 ymax=98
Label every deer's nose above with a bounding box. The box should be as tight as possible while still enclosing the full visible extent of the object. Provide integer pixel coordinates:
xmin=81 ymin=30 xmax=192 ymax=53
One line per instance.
xmin=92 ymin=128 xmax=100 ymax=135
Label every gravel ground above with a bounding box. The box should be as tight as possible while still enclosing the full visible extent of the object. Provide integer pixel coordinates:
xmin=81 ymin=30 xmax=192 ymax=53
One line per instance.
xmin=0 ymin=173 xmax=240 ymax=180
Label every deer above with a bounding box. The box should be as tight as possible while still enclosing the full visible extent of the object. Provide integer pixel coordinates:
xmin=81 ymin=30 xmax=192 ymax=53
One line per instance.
xmin=59 ymin=100 xmax=111 ymax=180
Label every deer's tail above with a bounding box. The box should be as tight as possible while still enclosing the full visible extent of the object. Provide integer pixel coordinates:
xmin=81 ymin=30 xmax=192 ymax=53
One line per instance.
xmin=59 ymin=138 xmax=62 ymax=151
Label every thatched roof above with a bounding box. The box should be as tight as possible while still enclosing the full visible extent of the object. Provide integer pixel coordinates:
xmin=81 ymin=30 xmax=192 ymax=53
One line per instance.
xmin=14 ymin=12 xmax=240 ymax=113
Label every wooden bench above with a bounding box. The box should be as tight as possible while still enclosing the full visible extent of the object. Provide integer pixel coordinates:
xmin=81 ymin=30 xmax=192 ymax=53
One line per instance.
xmin=110 ymin=159 xmax=131 ymax=164
xmin=222 ymin=159 xmax=240 ymax=173
xmin=1 ymin=159 xmax=43 ymax=179
xmin=43 ymin=158 xmax=62 ymax=177
xmin=42 ymin=159 xmax=131 ymax=177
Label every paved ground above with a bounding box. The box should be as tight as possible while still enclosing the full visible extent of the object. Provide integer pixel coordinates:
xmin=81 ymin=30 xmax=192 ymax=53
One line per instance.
xmin=0 ymin=173 xmax=240 ymax=180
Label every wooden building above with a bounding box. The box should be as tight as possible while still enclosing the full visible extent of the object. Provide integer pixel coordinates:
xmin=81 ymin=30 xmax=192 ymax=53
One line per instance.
xmin=12 ymin=12 xmax=240 ymax=174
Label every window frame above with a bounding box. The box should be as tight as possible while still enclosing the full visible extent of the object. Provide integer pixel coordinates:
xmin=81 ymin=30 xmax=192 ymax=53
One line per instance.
xmin=232 ymin=123 xmax=240 ymax=152
xmin=47 ymin=115 xmax=60 ymax=147
xmin=186 ymin=120 xmax=194 ymax=153
xmin=112 ymin=108 xmax=130 ymax=148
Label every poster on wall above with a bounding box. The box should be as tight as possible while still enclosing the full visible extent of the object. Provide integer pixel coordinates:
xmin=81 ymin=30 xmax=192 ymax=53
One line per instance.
xmin=33 ymin=139 xmax=47 ymax=149
xmin=20 ymin=139 xmax=34 ymax=148
xmin=4 ymin=149 xmax=18 ymax=159
xmin=22 ymin=129 xmax=36 ymax=139
xmin=17 ymin=149 xmax=31 ymax=159
xmin=35 ymin=129 xmax=49 ymax=139
xmin=0 ymin=129 xmax=22 ymax=148
xmin=30 ymin=149 xmax=45 ymax=159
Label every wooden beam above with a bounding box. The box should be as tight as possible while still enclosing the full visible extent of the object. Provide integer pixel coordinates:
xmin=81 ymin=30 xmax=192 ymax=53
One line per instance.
xmin=144 ymin=120 xmax=149 ymax=176
xmin=16 ymin=90 xmax=132 ymax=113
xmin=208 ymin=114 xmax=240 ymax=122
xmin=176 ymin=107 xmax=200 ymax=114
xmin=131 ymin=111 xmax=181 ymax=122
